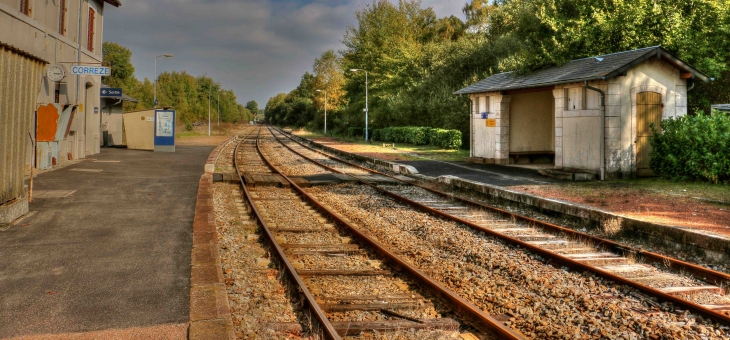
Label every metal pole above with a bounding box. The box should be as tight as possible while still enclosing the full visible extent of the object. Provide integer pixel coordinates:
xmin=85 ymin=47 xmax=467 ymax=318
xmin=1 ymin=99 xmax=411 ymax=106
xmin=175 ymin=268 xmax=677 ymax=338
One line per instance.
xmin=324 ymin=90 xmax=327 ymax=135
xmin=365 ymin=71 xmax=369 ymax=141
xmin=208 ymin=87 xmax=211 ymax=136
xmin=154 ymin=58 xmax=157 ymax=108
xmin=217 ymin=91 xmax=220 ymax=128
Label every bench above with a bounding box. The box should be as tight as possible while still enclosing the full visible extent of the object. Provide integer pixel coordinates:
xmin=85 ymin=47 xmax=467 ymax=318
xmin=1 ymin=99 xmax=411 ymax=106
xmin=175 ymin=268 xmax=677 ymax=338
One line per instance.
xmin=509 ymin=151 xmax=555 ymax=165
xmin=382 ymin=143 xmax=395 ymax=148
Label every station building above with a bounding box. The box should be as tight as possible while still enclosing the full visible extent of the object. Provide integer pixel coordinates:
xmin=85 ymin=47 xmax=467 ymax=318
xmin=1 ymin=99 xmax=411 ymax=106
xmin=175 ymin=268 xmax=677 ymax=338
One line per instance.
xmin=455 ymin=46 xmax=710 ymax=179
xmin=0 ymin=0 xmax=121 ymax=223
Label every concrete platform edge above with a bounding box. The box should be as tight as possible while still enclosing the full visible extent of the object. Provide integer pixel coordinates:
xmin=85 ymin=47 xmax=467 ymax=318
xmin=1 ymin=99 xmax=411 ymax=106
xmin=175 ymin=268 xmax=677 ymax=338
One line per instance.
xmin=289 ymin=132 xmax=730 ymax=261
xmin=0 ymin=189 xmax=29 ymax=225
xmin=190 ymin=138 xmax=235 ymax=340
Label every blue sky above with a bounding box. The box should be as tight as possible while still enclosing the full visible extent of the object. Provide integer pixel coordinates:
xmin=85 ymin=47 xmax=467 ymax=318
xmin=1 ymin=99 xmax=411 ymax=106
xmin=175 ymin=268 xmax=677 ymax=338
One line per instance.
xmin=104 ymin=0 xmax=465 ymax=106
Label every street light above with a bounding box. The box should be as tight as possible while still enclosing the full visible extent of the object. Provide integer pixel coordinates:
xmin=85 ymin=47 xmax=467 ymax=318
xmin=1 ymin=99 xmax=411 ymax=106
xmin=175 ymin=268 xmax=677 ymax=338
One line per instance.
xmin=217 ymin=90 xmax=220 ymax=128
xmin=207 ymin=86 xmax=214 ymax=136
xmin=349 ymin=68 xmax=369 ymax=141
xmin=154 ymin=54 xmax=173 ymax=108
xmin=316 ymin=89 xmax=327 ymax=135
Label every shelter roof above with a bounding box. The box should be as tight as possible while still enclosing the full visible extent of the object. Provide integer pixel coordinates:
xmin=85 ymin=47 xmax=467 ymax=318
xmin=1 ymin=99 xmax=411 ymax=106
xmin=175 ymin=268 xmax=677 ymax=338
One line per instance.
xmin=455 ymin=46 xmax=710 ymax=95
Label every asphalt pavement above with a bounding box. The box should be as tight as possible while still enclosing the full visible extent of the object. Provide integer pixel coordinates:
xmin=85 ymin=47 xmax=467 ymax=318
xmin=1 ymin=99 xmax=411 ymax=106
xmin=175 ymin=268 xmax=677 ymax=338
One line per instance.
xmin=0 ymin=146 xmax=213 ymax=337
xmin=398 ymin=160 xmax=564 ymax=186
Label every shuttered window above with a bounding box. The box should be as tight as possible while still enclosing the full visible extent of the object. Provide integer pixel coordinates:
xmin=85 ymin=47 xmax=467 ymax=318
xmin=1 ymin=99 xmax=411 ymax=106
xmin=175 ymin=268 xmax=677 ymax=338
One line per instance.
xmin=479 ymin=96 xmax=488 ymax=114
xmin=87 ymin=8 xmax=96 ymax=52
xmin=59 ymin=0 xmax=67 ymax=36
xmin=20 ymin=0 xmax=31 ymax=16
xmin=565 ymin=88 xmax=586 ymax=111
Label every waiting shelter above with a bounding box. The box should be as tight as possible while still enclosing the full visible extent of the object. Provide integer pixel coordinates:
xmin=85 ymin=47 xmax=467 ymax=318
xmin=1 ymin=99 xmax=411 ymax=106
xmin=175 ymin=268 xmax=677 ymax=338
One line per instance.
xmin=455 ymin=46 xmax=710 ymax=179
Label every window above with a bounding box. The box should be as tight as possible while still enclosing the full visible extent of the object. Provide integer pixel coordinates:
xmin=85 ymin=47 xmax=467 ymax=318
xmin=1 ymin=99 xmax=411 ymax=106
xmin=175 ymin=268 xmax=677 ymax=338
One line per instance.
xmin=20 ymin=0 xmax=31 ymax=16
xmin=479 ymin=96 xmax=489 ymax=116
xmin=565 ymin=88 xmax=585 ymax=111
xmin=87 ymin=8 xmax=96 ymax=52
xmin=59 ymin=0 xmax=67 ymax=36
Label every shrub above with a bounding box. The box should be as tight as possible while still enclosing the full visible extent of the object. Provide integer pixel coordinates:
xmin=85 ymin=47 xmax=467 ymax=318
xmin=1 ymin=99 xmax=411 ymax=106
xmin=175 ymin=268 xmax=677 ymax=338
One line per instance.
xmin=347 ymin=127 xmax=364 ymax=137
xmin=184 ymin=122 xmax=194 ymax=131
xmin=430 ymin=128 xmax=462 ymax=149
xmin=371 ymin=129 xmax=381 ymax=141
xmin=373 ymin=126 xmax=462 ymax=149
xmin=650 ymin=112 xmax=730 ymax=183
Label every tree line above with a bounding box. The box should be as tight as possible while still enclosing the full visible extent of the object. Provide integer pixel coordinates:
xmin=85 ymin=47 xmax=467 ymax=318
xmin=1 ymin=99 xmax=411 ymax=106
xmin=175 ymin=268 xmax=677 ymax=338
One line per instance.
xmin=265 ymin=0 xmax=730 ymax=146
xmin=102 ymin=42 xmax=258 ymax=125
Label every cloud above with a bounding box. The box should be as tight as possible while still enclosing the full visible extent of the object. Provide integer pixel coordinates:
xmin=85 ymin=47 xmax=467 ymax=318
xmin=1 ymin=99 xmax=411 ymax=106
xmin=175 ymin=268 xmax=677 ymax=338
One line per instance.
xmin=103 ymin=0 xmax=464 ymax=106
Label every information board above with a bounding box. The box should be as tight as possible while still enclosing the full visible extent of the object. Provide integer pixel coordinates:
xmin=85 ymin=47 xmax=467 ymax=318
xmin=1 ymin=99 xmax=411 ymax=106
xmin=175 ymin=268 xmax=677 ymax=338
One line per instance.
xmin=154 ymin=110 xmax=176 ymax=152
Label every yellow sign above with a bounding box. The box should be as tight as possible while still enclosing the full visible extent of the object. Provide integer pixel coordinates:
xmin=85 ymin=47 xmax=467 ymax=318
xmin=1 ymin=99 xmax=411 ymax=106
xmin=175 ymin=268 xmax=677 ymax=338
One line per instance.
xmin=486 ymin=119 xmax=497 ymax=127
xmin=79 ymin=104 xmax=84 ymax=113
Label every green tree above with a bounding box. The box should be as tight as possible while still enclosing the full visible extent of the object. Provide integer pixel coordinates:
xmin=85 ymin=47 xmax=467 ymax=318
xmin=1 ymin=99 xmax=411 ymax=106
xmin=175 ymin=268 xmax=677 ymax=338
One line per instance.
xmin=245 ymin=100 xmax=259 ymax=114
xmin=102 ymin=42 xmax=135 ymax=88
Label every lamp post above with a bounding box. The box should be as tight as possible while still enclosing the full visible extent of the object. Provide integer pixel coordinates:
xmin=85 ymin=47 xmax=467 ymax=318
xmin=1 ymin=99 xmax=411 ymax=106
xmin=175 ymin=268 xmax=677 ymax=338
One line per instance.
xmin=208 ymin=86 xmax=211 ymax=136
xmin=349 ymin=68 xmax=368 ymax=141
xmin=217 ymin=90 xmax=220 ymax=128
xmin=154 ymin=54 xmax=173 ymax=108
xmin=316 ymin=89 xmax=327 ymax=135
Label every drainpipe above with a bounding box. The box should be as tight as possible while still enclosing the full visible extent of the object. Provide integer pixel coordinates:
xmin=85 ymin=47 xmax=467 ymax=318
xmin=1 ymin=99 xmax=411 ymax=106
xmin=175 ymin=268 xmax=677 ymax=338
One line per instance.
xmin=469 ymin=97 xmax=473 ymax=158
xmin=585 ymin=81 xmax=606 ymax=181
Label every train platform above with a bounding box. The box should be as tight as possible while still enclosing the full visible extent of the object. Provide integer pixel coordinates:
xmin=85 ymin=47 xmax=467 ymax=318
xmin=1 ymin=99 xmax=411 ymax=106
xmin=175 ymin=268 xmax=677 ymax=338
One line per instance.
xmin=0 ymin=145 xmax=214 ymax=339
xmin=397 ymin=160 xmax=563 ymax=186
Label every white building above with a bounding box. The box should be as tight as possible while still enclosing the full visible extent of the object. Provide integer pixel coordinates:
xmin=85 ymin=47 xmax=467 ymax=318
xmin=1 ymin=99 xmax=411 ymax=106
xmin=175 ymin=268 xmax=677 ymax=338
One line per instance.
xmin=0 ymin=0 xmax=121 ymax=224
xmin=455 ymin=46 xmax=710 ymax=179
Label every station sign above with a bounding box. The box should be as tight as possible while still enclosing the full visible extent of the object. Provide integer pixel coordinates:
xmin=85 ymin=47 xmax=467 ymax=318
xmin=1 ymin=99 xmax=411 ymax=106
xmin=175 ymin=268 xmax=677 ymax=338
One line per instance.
xmin=71 ymin=66 xmax=111 ymax=76
xmin=100 ymin=88 xmax=122 ymax=98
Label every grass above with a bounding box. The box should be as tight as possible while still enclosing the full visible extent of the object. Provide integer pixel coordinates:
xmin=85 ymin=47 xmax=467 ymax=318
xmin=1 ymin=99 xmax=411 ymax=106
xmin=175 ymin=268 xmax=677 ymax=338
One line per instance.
xmin=293 ymin=129 xmax=469 ymax=162
xmin=564 ymin=177 xmax=730 ymax=204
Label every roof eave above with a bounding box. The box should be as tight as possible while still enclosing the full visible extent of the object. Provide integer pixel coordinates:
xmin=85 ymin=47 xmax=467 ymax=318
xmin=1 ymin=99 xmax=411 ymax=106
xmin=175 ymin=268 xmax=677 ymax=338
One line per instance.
xmin=104 ymin=0 xmax=122 ymax=7
xmin=601 ymin=47 xmax=710 ymax=83
xmin=454 ymin=75 xmax=607 ymax=95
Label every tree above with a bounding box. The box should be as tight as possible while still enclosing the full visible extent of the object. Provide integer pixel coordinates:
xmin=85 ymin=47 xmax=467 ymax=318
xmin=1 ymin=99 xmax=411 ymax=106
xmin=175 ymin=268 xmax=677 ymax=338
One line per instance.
xmin=245 ymin=100 xmax=259 ymax=114
xmin=102 ymin=42 xmax=136 ymax=88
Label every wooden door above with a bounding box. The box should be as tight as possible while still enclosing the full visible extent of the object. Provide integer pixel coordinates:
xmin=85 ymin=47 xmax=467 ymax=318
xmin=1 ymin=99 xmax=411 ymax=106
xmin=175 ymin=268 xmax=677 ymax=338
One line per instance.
xmin=636 ymin=92 xmax=663 ymax=177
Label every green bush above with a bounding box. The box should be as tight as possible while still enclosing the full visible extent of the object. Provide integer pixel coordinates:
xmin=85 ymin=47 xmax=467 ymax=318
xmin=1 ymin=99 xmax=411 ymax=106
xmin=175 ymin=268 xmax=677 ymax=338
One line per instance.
xmin=373 ymin=126 xmax=461 ymax=149
xmin=184 ymin=122 xmax=194 ymax=131
xmin=430 ymin=128 xmax=462 ymax=149
xmin=347 ymin=127 xmax=361 ymax=137
xmin=650 ymin=112 xmax=730 ymax=183
xmin=371 ymin=129 xmax=381 ymax=141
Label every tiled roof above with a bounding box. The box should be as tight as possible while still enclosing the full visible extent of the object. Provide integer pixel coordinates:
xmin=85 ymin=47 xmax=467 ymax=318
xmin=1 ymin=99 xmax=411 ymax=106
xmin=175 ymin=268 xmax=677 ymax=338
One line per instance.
xmin=104 ymin=0 xmax=121 ymax=7
xmin=455 ymin=46 xmax=709 ymax=95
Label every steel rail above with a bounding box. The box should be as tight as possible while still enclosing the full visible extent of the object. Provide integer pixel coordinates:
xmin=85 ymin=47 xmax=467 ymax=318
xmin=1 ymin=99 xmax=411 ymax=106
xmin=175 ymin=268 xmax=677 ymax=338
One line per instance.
xmin=268 ymin=126 xmax=730 ymax=326
xmin=270 ymin=125 xmax=730 ymax=286
xmin=257 ymin=128 xmax=526 ymax=340
xmin=233 ymin=127 xmax=343 ymax=340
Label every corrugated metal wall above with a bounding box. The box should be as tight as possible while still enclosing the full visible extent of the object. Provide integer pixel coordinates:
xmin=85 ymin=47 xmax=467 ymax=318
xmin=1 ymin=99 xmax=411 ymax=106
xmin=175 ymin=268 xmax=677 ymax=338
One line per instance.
xmin=0 ymin=45 xmax=46 ymax=204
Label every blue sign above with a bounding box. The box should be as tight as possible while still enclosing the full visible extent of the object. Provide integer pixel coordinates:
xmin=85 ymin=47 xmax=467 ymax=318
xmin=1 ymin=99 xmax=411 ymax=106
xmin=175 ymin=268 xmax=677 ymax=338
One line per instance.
xmin=70 ymin=66 xmax=110 ymax=76
xmin=100 ymin=88 xmax=122 ymax=98
xmin=154 ymin=110 xmax=176 ymax=152
xmin=481 ymin=112 xmax=489 ymax=119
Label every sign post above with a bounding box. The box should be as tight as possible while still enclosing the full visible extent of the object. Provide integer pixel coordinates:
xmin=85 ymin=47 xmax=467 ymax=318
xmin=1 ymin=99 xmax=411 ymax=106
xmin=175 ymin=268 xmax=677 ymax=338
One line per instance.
xmin=154 ymin=110 xmax=175 ymax=152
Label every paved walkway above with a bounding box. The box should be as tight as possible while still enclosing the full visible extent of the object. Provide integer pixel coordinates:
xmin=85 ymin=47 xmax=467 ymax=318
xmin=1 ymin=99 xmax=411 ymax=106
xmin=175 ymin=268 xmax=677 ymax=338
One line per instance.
xmin=399 ymin=160 xmax=564 ymax=186
xmin=0 ymin=146 xmax=214 ymax=338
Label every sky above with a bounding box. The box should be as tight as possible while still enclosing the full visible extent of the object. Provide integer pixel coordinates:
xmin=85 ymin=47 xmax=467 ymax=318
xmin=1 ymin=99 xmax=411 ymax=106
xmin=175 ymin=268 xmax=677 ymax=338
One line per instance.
xmin=104 ymin=0 xmax=466 ymax=106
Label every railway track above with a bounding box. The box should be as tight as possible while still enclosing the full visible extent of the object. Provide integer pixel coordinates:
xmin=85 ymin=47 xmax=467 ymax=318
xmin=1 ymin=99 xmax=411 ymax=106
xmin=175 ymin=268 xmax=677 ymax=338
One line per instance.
xmin=232 ymin=127 xmax=526 ymax=339
xmin=261 ymin=125 xmax=730 ymax=338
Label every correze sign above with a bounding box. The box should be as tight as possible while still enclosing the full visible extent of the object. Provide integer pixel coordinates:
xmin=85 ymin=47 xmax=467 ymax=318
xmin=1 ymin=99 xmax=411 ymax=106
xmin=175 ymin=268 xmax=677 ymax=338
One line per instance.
xmin=70 ymin=66 xmax=110 ymax=76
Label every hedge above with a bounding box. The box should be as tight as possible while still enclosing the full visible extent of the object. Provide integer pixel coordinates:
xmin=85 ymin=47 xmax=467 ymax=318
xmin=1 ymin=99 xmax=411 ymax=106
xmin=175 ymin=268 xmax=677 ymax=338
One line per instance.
xmin=371 ymin=126 xmax=462 ymax=149
xmin=650 ymin=112 xmax=730 ymax=183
